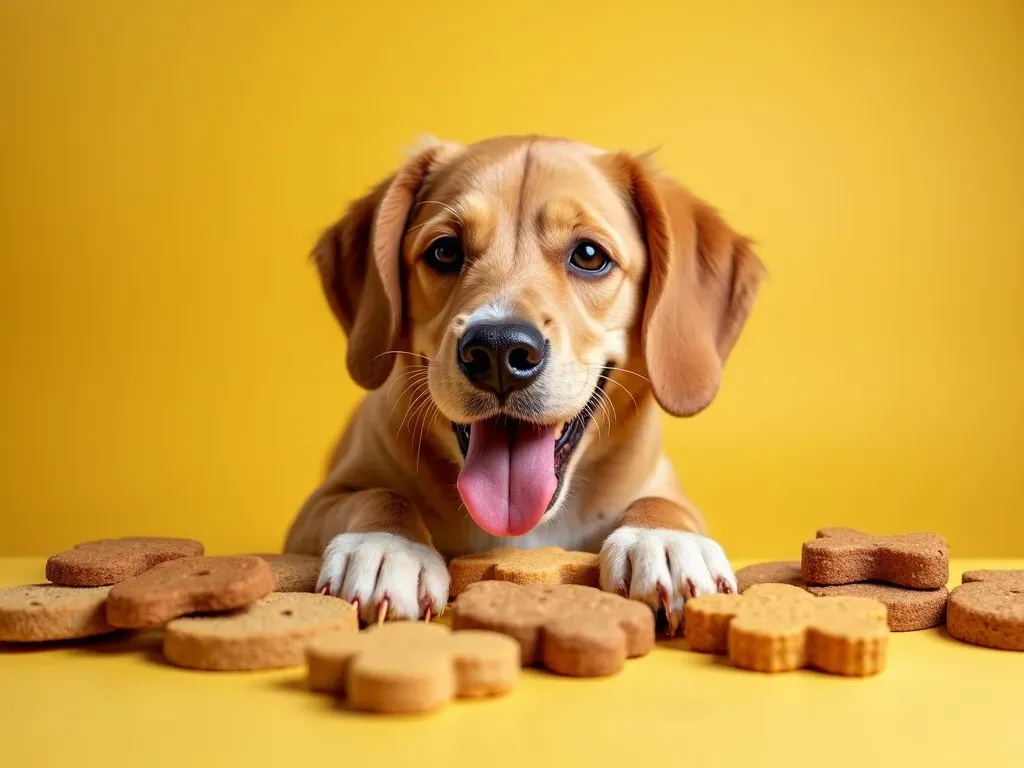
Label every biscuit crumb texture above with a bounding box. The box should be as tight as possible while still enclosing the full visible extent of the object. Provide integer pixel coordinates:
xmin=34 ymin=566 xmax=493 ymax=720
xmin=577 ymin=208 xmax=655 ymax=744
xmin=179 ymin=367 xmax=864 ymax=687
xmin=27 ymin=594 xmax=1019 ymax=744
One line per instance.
xmin=164 ymin=592 xmax=358 ymax=670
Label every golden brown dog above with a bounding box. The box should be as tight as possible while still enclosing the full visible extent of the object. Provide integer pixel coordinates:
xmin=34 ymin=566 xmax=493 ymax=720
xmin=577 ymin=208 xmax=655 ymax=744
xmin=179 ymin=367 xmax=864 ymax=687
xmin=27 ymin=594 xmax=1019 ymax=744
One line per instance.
xmin=285 ymin=135 xmax=763 ymax=634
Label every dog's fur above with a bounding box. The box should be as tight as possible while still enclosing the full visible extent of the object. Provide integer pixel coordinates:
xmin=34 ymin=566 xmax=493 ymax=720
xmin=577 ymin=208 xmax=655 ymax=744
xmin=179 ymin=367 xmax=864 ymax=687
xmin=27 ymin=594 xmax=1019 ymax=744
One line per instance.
xmin=285 ymin=135 xmax=763 ymax=633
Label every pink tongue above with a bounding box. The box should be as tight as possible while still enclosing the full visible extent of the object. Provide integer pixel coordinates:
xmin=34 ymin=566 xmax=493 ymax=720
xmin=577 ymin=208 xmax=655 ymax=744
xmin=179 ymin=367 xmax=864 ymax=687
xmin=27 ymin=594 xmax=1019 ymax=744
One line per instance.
xmin=457 ymin=420 xmax=558 ymax=537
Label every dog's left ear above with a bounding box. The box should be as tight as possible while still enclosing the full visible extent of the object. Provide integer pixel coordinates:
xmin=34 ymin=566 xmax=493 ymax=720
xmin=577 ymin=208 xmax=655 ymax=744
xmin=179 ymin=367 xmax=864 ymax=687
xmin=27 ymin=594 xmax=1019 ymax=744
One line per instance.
xmin=605 ymin=154 xmax=765 ymax=417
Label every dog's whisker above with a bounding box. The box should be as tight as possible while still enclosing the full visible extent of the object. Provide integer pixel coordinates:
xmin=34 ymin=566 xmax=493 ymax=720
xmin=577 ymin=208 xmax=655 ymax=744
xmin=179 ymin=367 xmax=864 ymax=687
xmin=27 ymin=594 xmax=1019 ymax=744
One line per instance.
xmin=415 ymin=406 xmax=441 ymax=472
xmin=594 ymin=384 xmax=619 ymax=428
xmin=385 ymin=368 xmax=429 ymax=405
xmin=591 ymin=365 xmax=650 ymax=383
xmin=374 ymin=350 xmax=433 ymax=363
xmin=387 ymin=378 xmax=430 ymax=424
xmin=396 ymin=383 xmax=432 ymax=436
xmin=597 ymin=375 xmax=639 ymax=414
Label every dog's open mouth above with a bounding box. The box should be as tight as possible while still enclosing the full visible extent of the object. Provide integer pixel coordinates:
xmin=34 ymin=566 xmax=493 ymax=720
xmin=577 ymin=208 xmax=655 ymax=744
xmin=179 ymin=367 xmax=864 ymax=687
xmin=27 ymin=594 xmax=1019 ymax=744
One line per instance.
xmin=451 ymin=367 xmax=610 ymax=538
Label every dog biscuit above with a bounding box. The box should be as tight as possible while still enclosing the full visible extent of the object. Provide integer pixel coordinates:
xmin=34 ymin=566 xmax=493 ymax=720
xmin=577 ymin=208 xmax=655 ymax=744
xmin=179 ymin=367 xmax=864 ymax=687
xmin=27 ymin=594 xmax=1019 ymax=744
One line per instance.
xmin=448 ymin=547 xmax=600 ymax=597
xmin=306 ymin=622 xmax=519 ymax=713
xmin=684 ymin=583 xmax=889 ymax=675
xmin=0 ymin=584 xmax=116 ymax=642
xmin=106 ymin=555 xmax=274 ymax=628
xmin=253 ymin=554 xmax=321 ymax=593
xmin=451 ymin=581 xmax=654 ymax=677
xmin=946 ymin=570 xmax=1024 ymax=651
xmin=164 ymin=592 xmax=358 ymax=670
xmin=46 ymin=537 xmax=204 ymax=587
xmin=801 ymin=527 xmax=948 ymax=589
xmin=736 ymin=560 xmax=948 ymax=631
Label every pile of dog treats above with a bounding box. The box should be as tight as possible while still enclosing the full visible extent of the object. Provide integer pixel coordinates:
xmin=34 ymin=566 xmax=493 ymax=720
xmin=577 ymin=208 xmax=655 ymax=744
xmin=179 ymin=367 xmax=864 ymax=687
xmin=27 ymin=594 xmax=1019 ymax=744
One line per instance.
xmin=0 ymin=531 xmax=1020 ymax=714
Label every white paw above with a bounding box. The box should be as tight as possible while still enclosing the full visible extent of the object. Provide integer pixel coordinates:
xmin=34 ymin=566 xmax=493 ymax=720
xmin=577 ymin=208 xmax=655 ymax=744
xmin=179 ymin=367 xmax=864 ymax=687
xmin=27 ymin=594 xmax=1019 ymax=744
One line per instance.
xmin=599 ymin=527 xmax=737 ymax=635
xmin=315 ymin=533 xmax=450 ymax=623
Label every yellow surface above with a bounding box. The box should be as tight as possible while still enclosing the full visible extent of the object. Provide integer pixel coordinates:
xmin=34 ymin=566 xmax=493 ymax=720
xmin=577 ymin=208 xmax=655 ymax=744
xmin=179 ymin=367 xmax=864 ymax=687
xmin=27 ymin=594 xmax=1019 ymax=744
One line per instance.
xmin=2 ymin=558 xmax=1022 ymax=768
xmin=2 ymin=1 xmax=1024 ymax=557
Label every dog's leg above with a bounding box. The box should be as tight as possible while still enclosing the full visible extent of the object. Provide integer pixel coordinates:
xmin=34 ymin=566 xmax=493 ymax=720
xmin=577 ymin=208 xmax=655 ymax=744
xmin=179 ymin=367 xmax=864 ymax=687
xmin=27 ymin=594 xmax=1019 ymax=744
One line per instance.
xmin=286 ymin=486 xmax=449 ymax=623
xmin=598 ymin=497 xmax=736 ymax=636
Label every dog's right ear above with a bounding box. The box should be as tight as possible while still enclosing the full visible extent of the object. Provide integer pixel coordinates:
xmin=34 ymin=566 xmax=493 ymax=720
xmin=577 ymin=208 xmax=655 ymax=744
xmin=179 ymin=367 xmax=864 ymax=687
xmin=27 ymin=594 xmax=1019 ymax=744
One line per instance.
xmin=312 ymin=144 xmax=454 ymax=389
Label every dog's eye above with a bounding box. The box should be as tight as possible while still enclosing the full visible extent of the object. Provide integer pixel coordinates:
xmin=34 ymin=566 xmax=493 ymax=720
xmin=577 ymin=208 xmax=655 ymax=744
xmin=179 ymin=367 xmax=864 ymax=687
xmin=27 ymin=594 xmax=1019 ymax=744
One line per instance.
xmin=423 ymin=237 xmax=464 ymax=274
xmin=568 ymin=241 xmax=613 ymax=276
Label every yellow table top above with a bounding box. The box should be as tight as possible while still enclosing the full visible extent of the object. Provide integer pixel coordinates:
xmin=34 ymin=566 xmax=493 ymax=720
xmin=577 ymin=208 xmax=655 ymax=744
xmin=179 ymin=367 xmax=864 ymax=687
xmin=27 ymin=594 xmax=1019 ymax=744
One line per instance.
xmin=2 ymin=557 xmax=1021 ymax=768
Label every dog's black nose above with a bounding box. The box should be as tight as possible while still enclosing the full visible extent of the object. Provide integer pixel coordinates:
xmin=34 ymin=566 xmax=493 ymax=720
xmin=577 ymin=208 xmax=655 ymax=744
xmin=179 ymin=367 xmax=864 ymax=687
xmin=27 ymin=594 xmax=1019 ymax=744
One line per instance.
xmin=457 ymin=322 xmax=548 ymax=397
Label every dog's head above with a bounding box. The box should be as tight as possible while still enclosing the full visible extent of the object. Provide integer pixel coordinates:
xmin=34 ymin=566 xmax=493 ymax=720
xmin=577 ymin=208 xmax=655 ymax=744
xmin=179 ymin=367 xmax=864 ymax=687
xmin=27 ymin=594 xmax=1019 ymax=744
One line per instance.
xmin=314 ymin=136 xmax=763 ymax=538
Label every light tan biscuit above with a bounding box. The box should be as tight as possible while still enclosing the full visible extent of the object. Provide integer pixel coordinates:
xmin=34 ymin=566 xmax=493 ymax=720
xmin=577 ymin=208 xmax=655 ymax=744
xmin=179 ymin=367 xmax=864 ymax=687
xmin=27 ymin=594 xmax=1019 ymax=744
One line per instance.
xmin=306 ymin=622 xmax=519 ymax=714
xmin=736 ymin=560 xmax=948 ymax=631
xmin=163 ymin=592 xmax=357 ymax=670
xmin=0 ymin=584 xmax=116 ymax=642
xmin=252 ymin=554 xmax=321 ymax=592
xmin=684 ymin=583 xmax=889 ymax=676
xmin=451 ymin=581 xmax=654 ymax=677
xmin=946 ymin=570 xmax=1024 ymax=651
xmin=46 ymin=537 xmax=204 ymax=586
xmin=106 ymin=555 xmax=274 ymax=628
xmin=448 ymin=547 xmax=600 ymax=597
xmin=801 ymin=527 xmax=948 ymax=589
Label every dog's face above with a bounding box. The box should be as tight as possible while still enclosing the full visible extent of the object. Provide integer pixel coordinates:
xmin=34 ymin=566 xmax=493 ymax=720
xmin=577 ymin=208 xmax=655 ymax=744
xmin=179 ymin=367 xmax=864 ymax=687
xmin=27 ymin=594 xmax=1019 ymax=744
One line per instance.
xmin=315 ymin=136 xmax=763 ymax=538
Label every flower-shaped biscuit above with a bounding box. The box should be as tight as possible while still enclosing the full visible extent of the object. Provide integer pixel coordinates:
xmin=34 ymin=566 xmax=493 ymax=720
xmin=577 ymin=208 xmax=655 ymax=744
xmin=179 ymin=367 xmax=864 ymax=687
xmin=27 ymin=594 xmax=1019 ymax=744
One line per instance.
xmin=684 ymin=583 xmax=889 ymax=676
xmin=306 ymin=622 xmax=520 ymax=714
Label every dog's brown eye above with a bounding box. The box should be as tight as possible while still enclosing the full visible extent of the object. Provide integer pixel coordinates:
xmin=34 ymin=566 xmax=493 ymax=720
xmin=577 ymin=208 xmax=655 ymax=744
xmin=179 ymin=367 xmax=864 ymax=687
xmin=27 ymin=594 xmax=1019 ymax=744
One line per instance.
xmin=423 ymin=236 xmax=464 ymax=274
xmin=569 ymin=241 xmax=613 ymax=276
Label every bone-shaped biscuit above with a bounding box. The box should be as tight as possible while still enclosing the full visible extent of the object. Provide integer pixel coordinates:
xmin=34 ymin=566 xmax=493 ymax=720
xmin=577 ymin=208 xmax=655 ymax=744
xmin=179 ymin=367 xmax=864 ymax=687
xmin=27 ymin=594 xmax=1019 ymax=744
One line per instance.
xmin=801 ymin=527 xmax=948 ymax=588
xmin=451 ymin=581 xmax=654 ymax=676
xmin=448 ymin=547 xmax=600 ymax=596
xmin=306 ymin=622 xmax=520 ymax=714
xmin=684 ymin=583 xmax=889 ymax=675
xmin=946 ymin=570 xmax=1024 ymax=651
xmin=46 ymin=537 xmax=205 ymax=586
xmin=736 ymin=560 xmax=948 ymax=631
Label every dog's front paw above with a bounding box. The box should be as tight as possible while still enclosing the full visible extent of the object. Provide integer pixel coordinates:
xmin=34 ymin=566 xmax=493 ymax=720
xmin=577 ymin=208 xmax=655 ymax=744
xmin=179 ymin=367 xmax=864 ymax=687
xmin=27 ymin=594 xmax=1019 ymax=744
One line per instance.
xmin=599 ymin=527 xmax=737 ymax=635
xmin=316 ymin=533 xmax=449 ymax=623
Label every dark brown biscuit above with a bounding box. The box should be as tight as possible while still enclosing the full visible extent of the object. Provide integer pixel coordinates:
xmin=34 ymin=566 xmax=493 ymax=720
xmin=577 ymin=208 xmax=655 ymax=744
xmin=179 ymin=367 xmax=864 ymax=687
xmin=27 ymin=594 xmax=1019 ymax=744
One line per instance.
xmin=736 ymin=561 xmax=804 ymax=592
xmin=451 ymin=581 xmax=654 ymax=677
xmin=46 ymin=537 xmax=204 ymax=586
xmin=252 ymin=554 xmax=321 ymax=592
xmin=736 ymin=560 xmax=948 ymax=631
xmin=946 ymin=570 xmax=1024 ymax=651
xmin=164 ymin=593 xmax=358 ymax=670
xmin=106 ymin=556 xmax=274 ymax=628
xmin=801 ymin=527 xmax=948 ymax=589
xmin=0 ymin=584 xmax=116 ymax=642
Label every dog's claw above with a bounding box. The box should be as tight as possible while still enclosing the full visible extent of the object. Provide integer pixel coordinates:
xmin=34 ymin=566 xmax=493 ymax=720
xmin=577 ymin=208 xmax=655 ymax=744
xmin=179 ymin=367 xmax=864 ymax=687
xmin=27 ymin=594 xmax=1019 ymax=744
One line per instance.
xmin=377 ymin=599 xmax=389 ymax=625
xmin=617 ymin=580 xmax=628 ymax=598
xmin=319 ymin=584 xmax=331 ymax=596
xmin=718 ymin=578 xmax=734 ymax=595
xmin=667 ymin=610 xmax=682 ymax=637
xmin=423 ymin=607 xmax=432 ymax=623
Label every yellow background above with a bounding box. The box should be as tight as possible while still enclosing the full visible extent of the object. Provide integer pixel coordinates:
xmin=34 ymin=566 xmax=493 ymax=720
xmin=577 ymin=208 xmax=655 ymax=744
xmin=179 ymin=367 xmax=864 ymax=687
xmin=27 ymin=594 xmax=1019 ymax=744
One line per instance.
xmin=1 ymin=0 xmax=1022 ymax=557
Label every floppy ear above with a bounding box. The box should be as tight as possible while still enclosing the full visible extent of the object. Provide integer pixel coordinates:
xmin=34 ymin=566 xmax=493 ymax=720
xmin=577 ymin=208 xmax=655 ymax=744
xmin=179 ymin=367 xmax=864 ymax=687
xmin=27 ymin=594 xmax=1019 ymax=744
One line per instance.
xmin=312 ymin=147 xmax=444 ymax=389
xmin=614 ymin=155 xmax=765 ymax=416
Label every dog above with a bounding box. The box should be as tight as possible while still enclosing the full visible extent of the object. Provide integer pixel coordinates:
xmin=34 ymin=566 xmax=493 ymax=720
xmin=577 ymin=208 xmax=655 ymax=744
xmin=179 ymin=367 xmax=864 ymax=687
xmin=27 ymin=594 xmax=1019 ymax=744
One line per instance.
xmin=285 ymin=135 xmax=763 ymax=634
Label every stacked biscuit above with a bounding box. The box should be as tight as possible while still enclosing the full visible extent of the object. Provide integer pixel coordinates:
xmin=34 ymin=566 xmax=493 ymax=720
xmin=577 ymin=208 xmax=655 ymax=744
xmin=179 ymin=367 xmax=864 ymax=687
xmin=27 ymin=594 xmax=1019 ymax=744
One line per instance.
xmin=736 ymin=527 xmax=951 ymax=632
xmin=0 ymin=538 xmax=662 ymax=715
xmin=0 ymin=538 xmax=344 ymax=670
